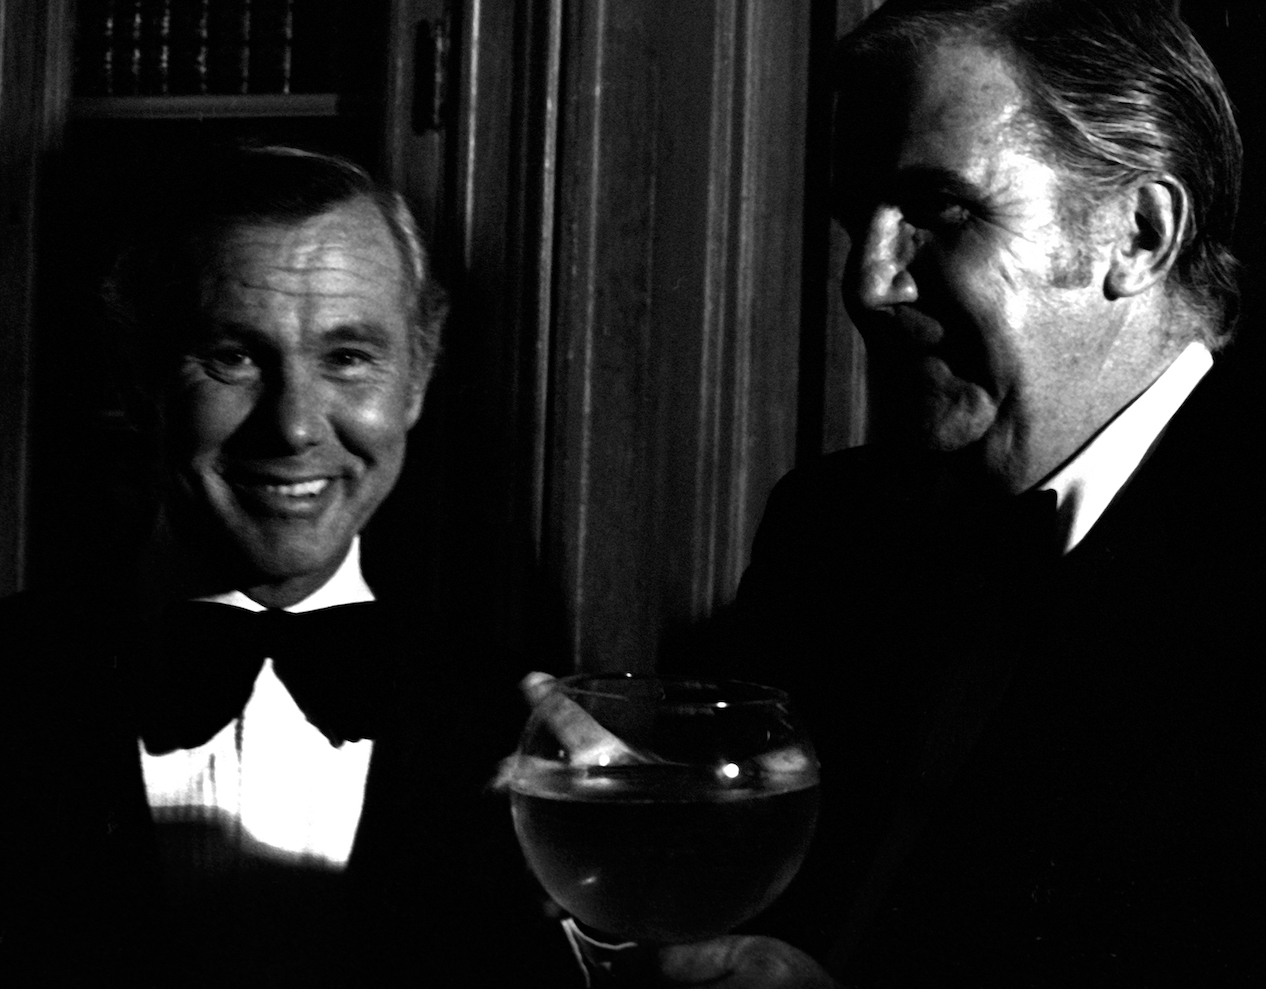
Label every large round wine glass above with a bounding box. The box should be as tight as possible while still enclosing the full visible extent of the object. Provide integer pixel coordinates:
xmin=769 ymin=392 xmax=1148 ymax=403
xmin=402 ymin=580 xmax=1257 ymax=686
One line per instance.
xmin=506 ymin=674 xmax=819 ymax=945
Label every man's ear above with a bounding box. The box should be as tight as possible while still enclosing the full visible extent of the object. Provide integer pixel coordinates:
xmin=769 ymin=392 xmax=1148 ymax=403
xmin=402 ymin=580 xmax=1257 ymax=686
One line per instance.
xmin=1106 ymin=177 xmax=1190 ymax=300
xmin=405 ymin=366 xmax=429 ymax=428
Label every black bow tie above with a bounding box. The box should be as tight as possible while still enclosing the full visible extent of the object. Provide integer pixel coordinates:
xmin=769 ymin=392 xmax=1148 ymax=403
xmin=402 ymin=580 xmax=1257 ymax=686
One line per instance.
xmin=140 ymin=601 xmax=399 ymax=755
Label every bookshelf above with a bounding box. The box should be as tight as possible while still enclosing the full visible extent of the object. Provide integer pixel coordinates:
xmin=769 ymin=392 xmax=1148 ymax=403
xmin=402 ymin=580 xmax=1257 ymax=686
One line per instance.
xmin=73 ymin=1 xmax=336 ymax=100
xmin=69 ymin=93 xmax=343 ymax=118
xmin=62 ymin=1 xmax=392 ymax=169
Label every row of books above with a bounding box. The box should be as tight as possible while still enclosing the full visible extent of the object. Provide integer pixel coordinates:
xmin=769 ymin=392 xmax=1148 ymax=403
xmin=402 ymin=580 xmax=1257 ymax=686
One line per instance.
xmin=74 ymin=0 xmax=344 ymax=97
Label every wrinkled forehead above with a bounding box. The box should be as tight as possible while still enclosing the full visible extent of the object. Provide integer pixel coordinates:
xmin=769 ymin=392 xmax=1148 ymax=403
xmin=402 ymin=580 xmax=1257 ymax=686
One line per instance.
xmin=910 ymin=43 xmax=1024 ymax=131
xmin=201 ymin=198 xmax=409 ymax=307
xmin=833 ymin=39 xmax=1036 ymax=200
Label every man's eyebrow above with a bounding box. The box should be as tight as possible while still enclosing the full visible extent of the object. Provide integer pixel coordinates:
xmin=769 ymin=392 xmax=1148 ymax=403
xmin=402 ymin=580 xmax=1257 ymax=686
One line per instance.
xmin=832 ymin=165 xmax=990 ymax=222
xmin=890 ymin=166 xmax=989 ymax=201
xmin=321 ymin=322 xmax=393 ymax=348
xmin=195 ymin=319 xmax=262 ymax=341
xmin=193 ymin=321 xmax=394 ymax=349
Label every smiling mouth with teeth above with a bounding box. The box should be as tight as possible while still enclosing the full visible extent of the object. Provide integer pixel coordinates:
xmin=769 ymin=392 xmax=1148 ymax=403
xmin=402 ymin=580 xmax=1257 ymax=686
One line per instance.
xmin=258 ymin=479 xmax=330 ymax=497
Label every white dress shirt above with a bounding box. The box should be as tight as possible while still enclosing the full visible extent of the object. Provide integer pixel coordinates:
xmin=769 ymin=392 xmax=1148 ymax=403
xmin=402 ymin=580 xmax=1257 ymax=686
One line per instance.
xmin=1039 ymin=341 xmax=1213 ymax=554
xmin=140 ymin=537 xmax=375 ymax=870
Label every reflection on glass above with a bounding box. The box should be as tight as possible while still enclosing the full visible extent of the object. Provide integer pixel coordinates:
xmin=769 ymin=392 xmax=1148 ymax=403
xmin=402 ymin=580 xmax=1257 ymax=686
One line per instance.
xmin=505 ymin=674 xmax=819 ymax=944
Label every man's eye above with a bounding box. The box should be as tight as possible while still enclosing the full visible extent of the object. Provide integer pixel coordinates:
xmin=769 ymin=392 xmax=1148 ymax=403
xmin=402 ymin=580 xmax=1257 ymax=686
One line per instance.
xmin=325 ymin=348 xmax=376 ymax=371
xmin=201 ymin=347 xmax=258 ymax=380
xmin=210 ymin=348 xmax=251 ymax=366
xmin=908 ymin=196 xmax=972 ymax=230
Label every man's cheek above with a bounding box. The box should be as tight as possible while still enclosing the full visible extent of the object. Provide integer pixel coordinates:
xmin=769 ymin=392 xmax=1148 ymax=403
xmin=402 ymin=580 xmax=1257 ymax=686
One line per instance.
xmin=174 ymin=389 xmax=249 ymax=452
xmin=339 ymin=397 xmax=411 ymax=461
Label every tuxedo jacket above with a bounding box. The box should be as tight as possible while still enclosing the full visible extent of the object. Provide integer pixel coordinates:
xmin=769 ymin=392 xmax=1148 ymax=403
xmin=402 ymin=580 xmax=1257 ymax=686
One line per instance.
xmin=0 ymin=574 xmax=577 ymax=987
xmin=722 ymin=364 xmax=1266 ymax=986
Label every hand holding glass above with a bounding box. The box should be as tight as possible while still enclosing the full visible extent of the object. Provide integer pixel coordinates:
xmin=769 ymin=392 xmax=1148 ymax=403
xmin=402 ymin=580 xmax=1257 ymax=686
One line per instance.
xmin=505 ymin=674 xmax=819 ymax=944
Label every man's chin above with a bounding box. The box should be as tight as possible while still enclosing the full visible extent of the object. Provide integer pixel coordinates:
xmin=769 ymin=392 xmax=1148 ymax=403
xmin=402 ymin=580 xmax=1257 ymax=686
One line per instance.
xmin=919 ymin=388 xmax=997 ymax=452
xmin=221 ymin=527 xmax=353 ymax=594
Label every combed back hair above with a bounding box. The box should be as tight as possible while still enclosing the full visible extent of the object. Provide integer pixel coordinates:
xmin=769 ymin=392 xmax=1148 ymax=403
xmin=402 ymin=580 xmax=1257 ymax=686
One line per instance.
xmin=836 ymin=0 xmax=1243 ymax=346
xmin=108 ymin=144 xmax=447 ymax=387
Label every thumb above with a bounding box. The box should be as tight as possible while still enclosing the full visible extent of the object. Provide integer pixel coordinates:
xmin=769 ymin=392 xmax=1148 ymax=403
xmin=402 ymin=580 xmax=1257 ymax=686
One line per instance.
xmin=520 ymin=670 xmax=557 ymax=705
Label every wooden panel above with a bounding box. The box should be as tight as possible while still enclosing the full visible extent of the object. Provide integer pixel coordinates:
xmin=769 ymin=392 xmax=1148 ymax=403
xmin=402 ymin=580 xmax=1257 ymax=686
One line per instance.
xmin=0 ymin=0 xmax=73 ymax=596
xmin=546 ymin=0 xmax=815 ymax=673
xmin=70 ymin=92 xmax=343 ymax=118
xmin=370 ymin=0 xmax=567 ymax=660
xmin=382 ymin=0 xmax=449 ymax=240
xmin=440 ymin=0 xmax=561 ymax=645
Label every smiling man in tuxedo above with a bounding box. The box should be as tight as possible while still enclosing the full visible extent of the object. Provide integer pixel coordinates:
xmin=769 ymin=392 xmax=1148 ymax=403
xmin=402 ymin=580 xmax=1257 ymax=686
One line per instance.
xmin=167 ymin=186 xmax=425 ymax=609
xmin=655 ymin=1 xmax=1264 ymax=987
xmin=0 ymin=147 xmax=572 ymax=987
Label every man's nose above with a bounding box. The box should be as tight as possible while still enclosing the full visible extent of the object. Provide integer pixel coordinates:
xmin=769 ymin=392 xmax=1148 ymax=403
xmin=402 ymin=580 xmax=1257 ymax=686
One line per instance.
xmin=265 ymin=365 xmax=328 ymax=451
xmin=846 ymin=206 xmax=919 ymax=312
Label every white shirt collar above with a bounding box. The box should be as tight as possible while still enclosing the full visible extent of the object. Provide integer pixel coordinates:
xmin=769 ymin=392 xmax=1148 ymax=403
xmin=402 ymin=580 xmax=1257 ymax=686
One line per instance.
xmin=1039 ymin=341 xmax=1212 ymax=554
xmin=194 ymin=537 xmax=375 ymax=613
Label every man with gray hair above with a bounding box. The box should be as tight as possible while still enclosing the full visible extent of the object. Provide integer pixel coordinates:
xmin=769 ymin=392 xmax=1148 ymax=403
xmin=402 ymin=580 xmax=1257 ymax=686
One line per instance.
xmin=0 ymin=146 xmax=573 ymax=986
xmin=653 ymin=1 xmax=1263 ymax=985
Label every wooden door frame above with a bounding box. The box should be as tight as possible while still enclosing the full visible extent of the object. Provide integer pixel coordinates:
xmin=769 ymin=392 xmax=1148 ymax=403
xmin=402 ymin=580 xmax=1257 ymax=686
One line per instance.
xmin=0 ymin=0 xmax=73 ymax=596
